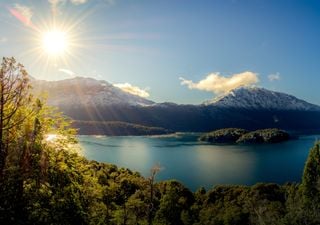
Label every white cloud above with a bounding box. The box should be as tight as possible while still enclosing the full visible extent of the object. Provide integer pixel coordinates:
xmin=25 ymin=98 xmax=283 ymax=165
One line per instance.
xmin=48 ymin=0 xmax=116 ymax=14
xmin=48 ymin=0 xmax=66 ymax=15
xmin=180 ymin=71 xmax=259 ymax=95
xmin=268 ymin=72 xmax=281 ymax=82
xmin=114 ymin=83 xmax=150 ymax=98
xmin=70 ymin=0 xmax=88 ymax=4
xmin=48 ymin=0 xmax=67 ymax=6
xmin=48 ymin=0 xmax=66 ymax=3
xmin=58 ymin=68 xmax=76 ymax=77
xmin=0 ymin=37 xmax=7 ymax=43
xmin=49 ymin=0 xmax=112 ymax=6
xmin=104 ymin=0 xmax=116 ymax=4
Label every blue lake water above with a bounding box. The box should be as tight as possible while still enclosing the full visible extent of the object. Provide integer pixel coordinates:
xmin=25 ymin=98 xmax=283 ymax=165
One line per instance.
xmin=78 ymin=133 xmax=320 ymax=191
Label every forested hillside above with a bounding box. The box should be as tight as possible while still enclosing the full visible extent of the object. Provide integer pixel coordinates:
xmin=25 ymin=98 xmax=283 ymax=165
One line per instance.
xmin=72 ymin=120 xmax=172 ymax=136
xmin=1 ymin=58 xmax=320 ymax=225
xmin=32 ymin=78 xmax=320 ymax=134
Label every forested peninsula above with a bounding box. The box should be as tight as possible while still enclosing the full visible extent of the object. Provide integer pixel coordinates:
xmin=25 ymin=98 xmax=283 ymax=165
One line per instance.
xmin=199 ymin=128 xmax=290 ymax=144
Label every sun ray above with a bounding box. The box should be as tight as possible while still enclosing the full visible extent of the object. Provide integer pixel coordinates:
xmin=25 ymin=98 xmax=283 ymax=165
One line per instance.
xmin=8 ymin=2 xmax=156 ymax=81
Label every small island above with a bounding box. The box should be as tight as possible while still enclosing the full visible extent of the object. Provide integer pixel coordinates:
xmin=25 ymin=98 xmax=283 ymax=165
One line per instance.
xmin=199 ymin=128 xmax=248 ymax=143
xmin=199 ymin=128 xmax=290 ymax=144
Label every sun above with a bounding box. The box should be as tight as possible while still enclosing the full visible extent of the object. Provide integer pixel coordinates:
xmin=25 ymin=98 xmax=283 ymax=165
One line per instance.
xmin=42 ymin=29 xmax=69 ymax=55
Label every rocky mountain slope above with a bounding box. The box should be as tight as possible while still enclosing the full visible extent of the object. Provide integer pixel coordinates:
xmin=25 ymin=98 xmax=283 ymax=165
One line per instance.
xmin=33 ymin=77 xmax=154 ymax=107
xmin=206 ymin=87 xmax=320 ymax=111
xmin=32 ymin=77 xmax=320 ymax=134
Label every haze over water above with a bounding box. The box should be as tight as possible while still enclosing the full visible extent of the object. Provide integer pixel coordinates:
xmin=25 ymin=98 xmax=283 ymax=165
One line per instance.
xmin=78 ymin=133 xmax=319 ymax=191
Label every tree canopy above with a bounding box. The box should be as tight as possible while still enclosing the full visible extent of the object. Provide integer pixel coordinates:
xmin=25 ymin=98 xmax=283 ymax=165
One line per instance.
xmin=0 ymin=57 xmax=320 ymax=225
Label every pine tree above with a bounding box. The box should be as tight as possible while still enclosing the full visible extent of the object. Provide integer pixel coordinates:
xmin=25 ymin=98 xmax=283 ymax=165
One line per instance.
xmin=300 ymin=142 xmax=320 ymax=224
xmin=301 ymin=142 xmax=320 ymax=202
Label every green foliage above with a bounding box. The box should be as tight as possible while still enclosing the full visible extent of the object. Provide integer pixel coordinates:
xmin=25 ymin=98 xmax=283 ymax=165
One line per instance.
xmin=301 ymin=142 xmax=320 ymax=201
xmin=237 ymin=128 xmax=290 ymax=144
xmin=154 ymin=180 xmax=194 ymax=225
xmin=72 ymin=120 xmax=173 ymax=136
xmin=299 ymin=142 xmax=320 ymax=224
xmin=200 ymin=128 xmax=290 ymax=144
xmin=196 ymin=185 xmax=250 ymax=225
xmin=199 ymin=128 xmax=248 ymax=143
xmin=0 ymin=57 xmax=34 ymax=176
xmin=2 ymin=58 xmax=320 ymax=225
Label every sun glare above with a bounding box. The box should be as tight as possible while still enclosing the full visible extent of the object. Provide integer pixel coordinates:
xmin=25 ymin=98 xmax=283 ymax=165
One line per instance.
xmin=42 ymin=30 xmax=69 ymax=55
xmin=45 ymin=134 xmax=58 ymax=142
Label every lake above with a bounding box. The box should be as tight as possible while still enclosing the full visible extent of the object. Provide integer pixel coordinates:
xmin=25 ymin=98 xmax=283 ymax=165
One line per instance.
xmin=78 ymin=133 xmax=320 ymax=191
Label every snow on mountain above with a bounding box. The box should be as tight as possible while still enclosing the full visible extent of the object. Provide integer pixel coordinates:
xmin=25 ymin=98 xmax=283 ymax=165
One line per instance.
xmin=205 ymin=86 xmax=320 ymax=111
xmin=32 ymin=77 xmax=320 ymax=113
xmin=32 ymin=77 xmax=154 ymax=107
xmin=31 ymin=79 xmax=320 ymax=132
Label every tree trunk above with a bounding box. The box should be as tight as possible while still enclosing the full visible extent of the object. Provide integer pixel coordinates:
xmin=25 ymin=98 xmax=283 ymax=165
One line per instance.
xmin=0 ymin=76 xmax=5 ymax=177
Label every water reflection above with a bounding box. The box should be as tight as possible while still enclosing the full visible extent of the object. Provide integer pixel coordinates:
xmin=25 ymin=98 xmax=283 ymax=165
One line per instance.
xmin=115 ymin=138 xmax=152 ymax=173
xmin=78 ymin=134 xmax=318 ymax=191
xmin=194 ymin=145 xmax=257 ymax=187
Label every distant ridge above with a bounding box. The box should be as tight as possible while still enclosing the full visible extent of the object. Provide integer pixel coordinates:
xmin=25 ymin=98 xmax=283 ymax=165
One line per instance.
xmin=33 ymin=77 xmax=154 ymax=107
xmin=32 ymin=77 xmax=320 ymax=134
xmin=205 ymin=86 xmax=320 ymax=111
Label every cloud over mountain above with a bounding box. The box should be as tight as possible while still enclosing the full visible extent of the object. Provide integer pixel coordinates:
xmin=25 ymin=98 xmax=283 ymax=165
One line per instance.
xmin=113 ymin=83 xmax=150 ymax=98
xmin=58 ymin=68 xmax=76 ymax=77
xmin=180 ymin=71 xmax=259 ymax=95
xmin=268 ymin=73 xmax=281 ymax=82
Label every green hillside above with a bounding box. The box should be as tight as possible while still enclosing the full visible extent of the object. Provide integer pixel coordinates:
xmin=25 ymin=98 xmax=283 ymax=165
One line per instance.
xmin=1 ymin=58 xmax=320 ymax=225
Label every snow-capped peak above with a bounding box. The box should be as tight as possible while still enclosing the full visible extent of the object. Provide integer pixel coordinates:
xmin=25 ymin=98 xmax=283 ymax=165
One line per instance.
xmin=205 ymin=86 xmax=320 ymax=111
xmin=32 ymin=77 xmax=154 ymax=107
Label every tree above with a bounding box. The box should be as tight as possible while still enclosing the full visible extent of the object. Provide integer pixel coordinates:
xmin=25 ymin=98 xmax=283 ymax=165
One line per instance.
xmin=147 ymin=164 xmax=162 ymax=225
xmin=300 ymin=142 xmax=320 ymax=224
xmin=154 ymin=180 xmax=194 ymax=225
xmin=301 ymin=142 xmax=320 ymax=201
xmin=0 ymin=57 xmax=32 ymax=176
xmin=0 ymin=57 xmax=80 ymax=224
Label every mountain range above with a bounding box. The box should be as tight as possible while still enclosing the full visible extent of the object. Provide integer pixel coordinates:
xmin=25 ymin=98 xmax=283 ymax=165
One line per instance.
xmin=32 ymin=77 xmax=320 ymax=135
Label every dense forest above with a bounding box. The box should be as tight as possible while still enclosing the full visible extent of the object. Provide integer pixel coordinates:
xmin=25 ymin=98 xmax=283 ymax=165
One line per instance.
xmin=1 ymin=57 xmax=320 ymax=225
xmin=199 ymin=128 xmax=290 ymax=144
xmin=72 ymin=120 xmax=172 ymax=136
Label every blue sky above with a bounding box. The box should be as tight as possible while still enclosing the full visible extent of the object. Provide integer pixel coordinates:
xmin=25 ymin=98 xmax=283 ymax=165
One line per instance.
xmin=0 ymin=0 xmax=320 ymax=104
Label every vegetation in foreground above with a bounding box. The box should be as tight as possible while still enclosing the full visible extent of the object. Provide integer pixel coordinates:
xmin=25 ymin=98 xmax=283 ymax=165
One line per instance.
xmin=200 ymin=128 xmax=290 ymax=144
xmin=1 ymin=57 xmax=320 ymax=225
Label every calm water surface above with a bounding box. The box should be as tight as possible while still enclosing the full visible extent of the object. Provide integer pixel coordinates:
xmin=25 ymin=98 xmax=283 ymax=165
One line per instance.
xmin=78 ymin=133 xmax=319 ymax=191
